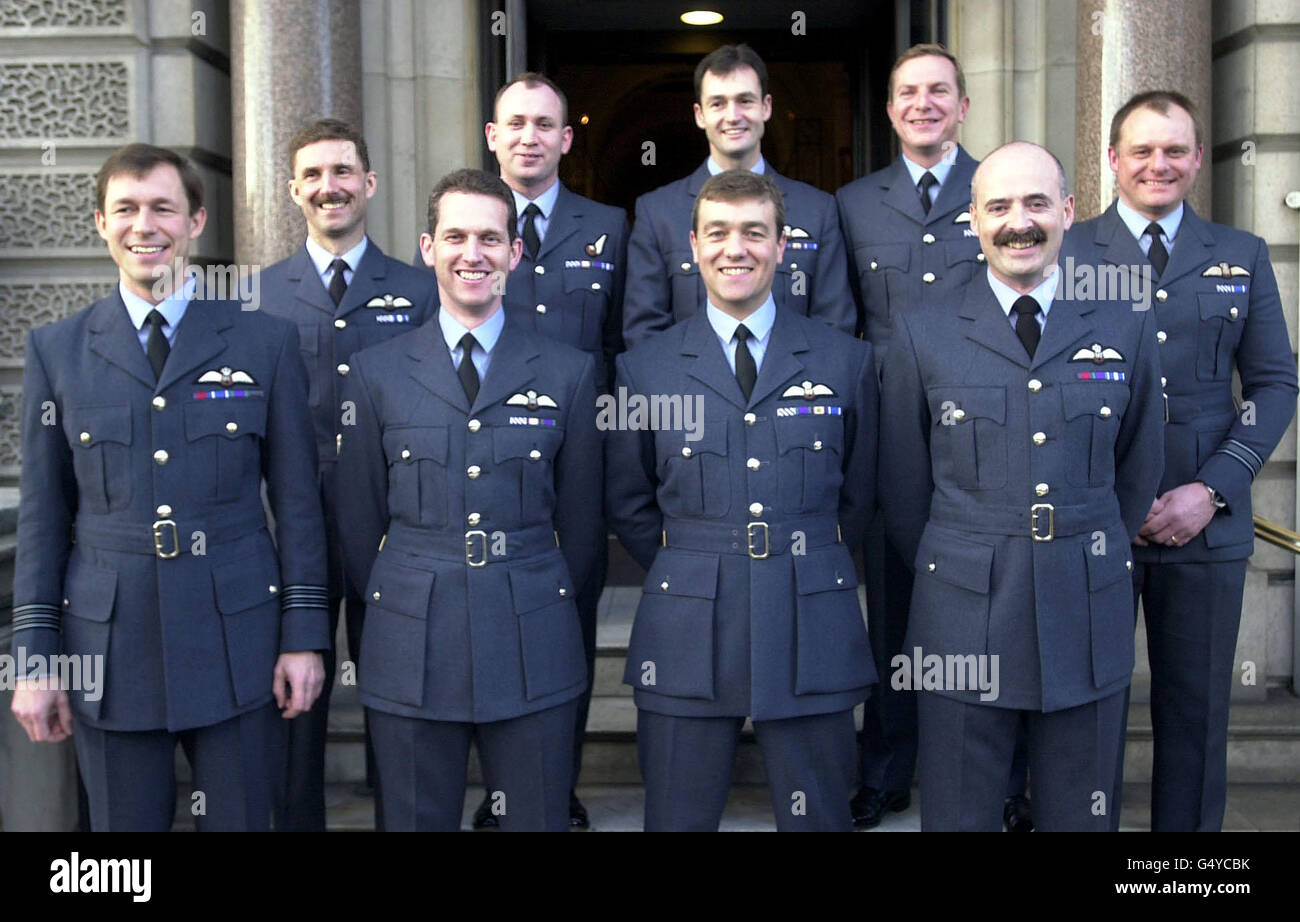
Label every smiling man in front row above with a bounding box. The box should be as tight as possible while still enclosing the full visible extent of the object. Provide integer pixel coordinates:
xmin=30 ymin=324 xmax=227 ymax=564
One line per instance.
xmin=607 ymin=171 xmax=878 ymax=831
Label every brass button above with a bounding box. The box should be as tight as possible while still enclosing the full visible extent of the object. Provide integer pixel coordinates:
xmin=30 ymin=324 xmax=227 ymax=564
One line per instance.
xmin=922 ymin=272 xmax=936 ymax=284
xmin=927 ymin=562 xmax=936 ymax=572
xmin=952 ymin=408 xmax=966 ymax=421
xmin=1027 ymin=379 xmax=1042 ymax=392
xmin=529 ymin=449 xmax=541 ymax=461
xmin=1035 ymin=482 xmax=1049 ymax=497
xmin=681 ymin=446 xmax=692 ymax=458
xmin=467 ymin=465 xmax=481 ymax=479
xmin=1126 ymin=560 xmax=1133 ymax=571
xmin=268 ymin=585 xmax=277 ymax=594
xmin=401 ymin=448 xmax=411 ymax=459
xmin=1160 ymin=376 xmax=1167 ymax=386
xmin=591 ymin=282 xmax=601 ymax=290
xmin=1032 ymin=431 xmax=1046 ymax=446
xmin=79 ymin=431 xmax=91 ymax=444
xmin=372 ymin=591 xmax=381 ymax=601
xmin=747 ymin=457 xmax=760 ymax=470
xmin=660 ymin=580 xmax=669 ymax=591
xmin=534 ymin=265 xmax=545 ymax=275
xmin=156 ymin=504 xmax=172 ymax=517
xmin=536 ymin=304 xmax=547 ymax=314
xmin=558 ymin=587 xmax=567 ymax=596
xmin=812 ymin=440 xmax=823 ymax=451
xmin=922 ymin=233 xmax=936 ymax=244
xmin=153 ymin=449 xmax=168 ymax=465
xmin=976 ymin=252 xmax=986 ymax=262
xmin=1229 ymin=306 xmax=1239 ymax=319
xmin=63 ymin=598 xmax=69 ymax=607
xmin=1099 ymin=406 xmax=1112 ymax=419
xmin=836 ymin=576 xmax=845 ymax=585
xmin=789 ymin=262 xmax=798 ymax=270
xmin=336 ymin=363 xmax=350 ymax=375
xmin=225 ymin=421 xmax=238 ymax=433
xmin=467 ymin=512 xmax=481 ymax=526
xmin=1156 ymin=330 xmax=1167 ymax=344
xmin=743 ymin=412 xmax=757 ymax=426
xmin=334 ymin=319 xmax=347 ymax=329
xmin=468 ymin=419 xmax=481 ymax=433
xmin=152 ymin=396 xmax=166 ymax=410
xmin=1156 ymin=289 xmax=1167 ymax=302
xmin=748 ymin=502 xmax=763 ymax=517
xmin=681 ymin=262 xmax=692 ymax=271
xmin=869 ymin=260 xmax=879 ymax=270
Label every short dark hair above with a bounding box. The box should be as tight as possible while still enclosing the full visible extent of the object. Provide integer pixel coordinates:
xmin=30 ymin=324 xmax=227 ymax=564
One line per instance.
xmin=494 ymin=71 xmax=569 ymax=126
xmin=694 ymin=44 xmax=769 ymax=102
xmin=288 ymin=117 xmax=371 ymax=175
xmin=888 ymin=43 xmax=966 ymax=100
xmin=1109 ymin=90 xmax=1204 ymax=150
xmin=426 ymin=168 xmax=518 ymax=243
xmin=95 ymin=143 xmax=204 ymax=215
xmin=691 ymin=169 xmax=786 ymax=237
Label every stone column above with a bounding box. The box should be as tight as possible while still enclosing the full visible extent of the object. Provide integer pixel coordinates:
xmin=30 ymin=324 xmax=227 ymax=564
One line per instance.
xmin=231 ymin=0 xmax=363 ymax=266
xmin=1074 ymin=0 xmax=1212 ymax=220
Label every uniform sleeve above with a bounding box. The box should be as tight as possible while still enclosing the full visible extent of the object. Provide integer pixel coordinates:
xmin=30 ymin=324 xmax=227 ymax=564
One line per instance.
xmin=599 ymin=212 xmax=632 ymax=393
xmin=1194 ymin=238 xmax=1298 ymax=512
xmin=335 ymin=354 xmax=389 ymax=596
xmin=622 ymin=196 xmax=673 ymax=350
xmin=553 ymin=354 xmax=604 ymax=593
xmin=878 ymin=314 xmax=933 ymax=568
xmin=262 ymin=322 xmax=331 ymax=653
xmin=838 ymin=340 xmax=878 ymax=550
xmin=11 ymin=330 xmax=75 ymax=662
xmin=1113 ymin=306 xmax=1166 ymax=541
xmin=807 ymin=192 xmax=856 ymax=336
xmin=605 ymin=354 xmax=663 ymax=570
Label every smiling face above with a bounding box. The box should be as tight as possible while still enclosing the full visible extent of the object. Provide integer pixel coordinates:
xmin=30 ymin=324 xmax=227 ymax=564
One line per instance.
xmin=288 ymin=139 xmax=376 ymax=253
xmin=886 ymin=54 xmax=969 ymax=166
xmin=693 ymin=66 xmax=772 ymax=171
xmin=419 ymin=191 xmax=522 ymax=326
xmin=690 ymin=195 xmax=785 ymax=320
xmin=1108 ymin=103 xmax=1202 ymax=221
xmin=970 ymin=144 xmax=1074 ymax=293
xmin=487 ymin=81 xmax=573 ymax=197
xmin=95 ymin=163 xmax=207 ymax=304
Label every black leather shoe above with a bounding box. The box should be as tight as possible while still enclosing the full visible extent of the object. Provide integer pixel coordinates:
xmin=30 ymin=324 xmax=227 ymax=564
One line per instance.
xmin=851 ymin=786 xmax=911 ymax=828
xmin=569 ymin=792 xmax=589 ymax=828
xmin=472 ymin=793 xmax=499 ymax=829
xmin=1003 ymin=794 xmax=1034 ymax=832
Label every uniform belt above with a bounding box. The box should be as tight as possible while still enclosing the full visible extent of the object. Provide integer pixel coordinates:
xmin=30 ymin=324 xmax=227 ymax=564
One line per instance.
xmin=1165 ymin=395 xmax=1234 ymax=425
xmin=927 ymin=499 xmax=1118 ymax=542
xmin=661 ymin=515 xmax=842 ymax=559
xmin=384 ymin=521 xmax=559 ymax=567
xmin=73 ymin=507 xmax=269 ymax=559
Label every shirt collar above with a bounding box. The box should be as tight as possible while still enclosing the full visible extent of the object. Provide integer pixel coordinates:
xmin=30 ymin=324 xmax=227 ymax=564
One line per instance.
xmin=986 ymin=267 xmax=1059 ymax=319
xmin=305 ymin=235 xmax=369 ymax=279
xmin=901 ymin=145 xmax=958 ymax=190
xmin=511 ymin=181 xmax=561 ymax=222
xmin=706 ymin=294 xmax=776 ymax=346
xmin=120 ymin=273 xmax=197 ymax=332
xmin=1116 ymin=198 xmax=1182 ymax=243
xmin=438 ymin=305 xmax=506 ymax=356
xmin=707 ymin=156 xmax=767 ymax=176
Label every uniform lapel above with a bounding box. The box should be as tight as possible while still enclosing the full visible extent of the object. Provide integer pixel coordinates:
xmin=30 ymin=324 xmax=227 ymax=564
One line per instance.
xmin=156 ymin=299 xmax=233 ymax=394
xmin=881 ymin=157 xmax=927 ymax=225
xmin=928 ymin=148 xmax=976 ymax=225
xmin=288 ymin=245 xmax=336 ymax=317
xmin=1158 ymin=204 xmax=1216 ymax=288
xmin=406 ymin=319 xmax=469 ymax=413
xmin=475 ymin=320 xmax=539 ymax=413
xmin=1091 ymin=203 xmax=1149 ymax=269
xmin=959 ymin=279 xmax=1032 ymax=369
xmin=1032 ymin=282 xmax=1096 ymax=370
xmin=87 ymin=292 xmax=157 ymax=390
xmin=682 ymin=312 xmax=747 ymax=410
xmin=685 ymin=161 xmax=712 ymax=199
xmin=536 ymin=184 xmax=581 ymax=261
xmin=747 ymin=309 xmax=807 ymax=407
xmin=336 ymin=239 xmax=390 ymax=318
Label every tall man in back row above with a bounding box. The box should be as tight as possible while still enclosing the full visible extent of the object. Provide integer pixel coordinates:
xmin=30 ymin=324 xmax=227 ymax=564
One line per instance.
xmin=622 ymin=44 xmax=853 ymax=347
xmin=1067 ymin=91 xmax=1296 ymax=831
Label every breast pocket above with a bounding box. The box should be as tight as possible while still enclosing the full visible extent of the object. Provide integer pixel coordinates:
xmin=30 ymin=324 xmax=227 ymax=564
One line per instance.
xmin=1061 ymin=382 xmax=1130 ymax=487
xmin=943 ymin=238 xmax=984 ymax=289
xmin=657 ymin=424 xmax=729 ymax=518
xmin=382 ymin=426 xmax=449 ymax=526
xmin=669 ymin=249 xmax=703 ymax=319
xmin=926 ymin=386 xmax=1006 ymax=490
xmin=493 ymin=425 xmax=566 ymax=522
xmin=183 ymin=399 xmax=269 ymax=503
xmin=856 ymin=243 xmax=909 ymax=323
xmin=64 ymin=404 xmax=133 ymax=514
xmin=774 ymin=412 xmax=844 ymax=513
xmin=774 ymin=243 xmax=819 ymax=314
xmin=561 ymin=267 xmax=612 ymax=352
xmin=1196 ymin=293 xmax=1249 ymax=381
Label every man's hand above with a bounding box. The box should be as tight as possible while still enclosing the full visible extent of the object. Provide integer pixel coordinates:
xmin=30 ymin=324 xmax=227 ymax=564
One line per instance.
xmin=1135 ymin=482 xmax=1217 ymax=548
xmin=273 ymin=651 xmax=325 ymax=719
xmin=11 ymin=680 xmax=73 ymax=743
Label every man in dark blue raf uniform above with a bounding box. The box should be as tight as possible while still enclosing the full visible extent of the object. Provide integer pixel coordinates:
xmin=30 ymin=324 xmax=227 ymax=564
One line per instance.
xmin=834 ymin=43 xmax=1017 ymax=829
xmin=415 ymin=74 xmax=627 ymax=827
xmin=880 ymin=142 xmax=1166 ymax=831
xmin=1068 ymin=92 xmax=1297 ymax=831
xmin=622 ymin=44 xmax=853 ymax=348
xmin=607 ymin=170 xmax=878 ymax=831
xmin=338 ymin=169 xmax=603 ymax=831
xmin=9 ymin=144 xmax=329 ymax=831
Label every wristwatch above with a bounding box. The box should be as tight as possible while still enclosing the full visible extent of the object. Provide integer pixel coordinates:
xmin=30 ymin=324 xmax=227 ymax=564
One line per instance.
xmin=1204 ymin=483 xmax=1227 ymax=510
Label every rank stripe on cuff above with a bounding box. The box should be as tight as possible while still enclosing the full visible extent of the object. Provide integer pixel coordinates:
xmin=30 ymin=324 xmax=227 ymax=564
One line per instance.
xmin=280 ymin=585 xmax=330 ymax=610
xmin=12 ymin=603 xmax=62 ymax=631
xmin=1214 ymin=444 xmax=1260 ymax=479
xmin=1222 ymin=438 xmax=1264 ymax=473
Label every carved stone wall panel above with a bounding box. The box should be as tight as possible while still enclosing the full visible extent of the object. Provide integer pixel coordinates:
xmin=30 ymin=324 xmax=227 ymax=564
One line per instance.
xmin=0 ymin=171 xmax=98 ymax=250
xmin=0 ymin=60 xmax=130 ymax=140
xmin=0 ymin=280 xmax=115 ymax=366
xmin=0 ymin=386 xmax=21 ymax=474
xmin=0 ymin=0 xmax=127 ymax=31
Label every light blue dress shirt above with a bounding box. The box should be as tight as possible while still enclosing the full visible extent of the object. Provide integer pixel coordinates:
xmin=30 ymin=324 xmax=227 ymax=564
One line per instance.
xmin=120 ymin=273 xmax=197 ymax=352
xmin=705 ymin=295 xmax=776 ymax=373
xmin=439 ymin=305 xmax=505 ymax=381
xmin=1116 ymin=198 xmax=1182 ymax=258
xmin=305 ymin=235 xmax=369 ymax=291
xmin=987 ymin=267 xmax=1059 ymax=333
xmin=511 ymin=181 xmax=561 ymax=244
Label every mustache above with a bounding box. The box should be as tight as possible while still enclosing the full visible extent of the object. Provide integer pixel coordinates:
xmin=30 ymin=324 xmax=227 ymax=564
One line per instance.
xmin=313 ymin=194 xmax=350 ymax=206
xmin=993 ymin=226 xmax=1047 ymax=247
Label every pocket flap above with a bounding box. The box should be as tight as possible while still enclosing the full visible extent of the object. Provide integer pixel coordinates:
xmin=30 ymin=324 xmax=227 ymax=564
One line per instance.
xmin=365 ymin=555 xmax=436 ymax=617
xmin=63 ymin=561 xmax=118 ymax=622
xmin=508 ymin=552 xmax=573 ymax=614
xmin=944 ymin=238 xmax=982 ymax=267
xmin=642 ymin=549 xmax=720 ymax=600
xmin=383 ymin=426 xmax=448 ymax=465
xmin=212 ymin=554 xmax=281 ymax=614
xmin=857 ymin=242 xmax=909 ymax=272
xmin=184 ymin=398 xmax=268 ymax=441
xmin=1197 ymin=292 xmax=1247 ymax=322
xmin=926 ymin=386 xmax=1006 ymax=424
xmin=1084 ymin=540 xmax=1130 ymax=591
xmin=562 ymin=265 xmax=613 ymax=294
xmin=793 ymin=545 xmax=859 ymax=594
xmin=919 ymin=533 xmax=994 ymax=594
xmin=1061 ymin=382 xmax=1124 ymax=421
xmin=662 ymin=421 xmax=725 ymax=460
xmin=67 ymin=405 xmax=131 ymax=448
xmin=774 ymin=414 xmax=844 ymax=456
xmin=494 ymin=426 xmax=564 ymax=463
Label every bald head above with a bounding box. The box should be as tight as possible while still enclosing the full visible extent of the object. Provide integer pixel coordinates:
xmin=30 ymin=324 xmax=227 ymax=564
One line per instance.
xmin=971 ymin=141 xmax=1068 ymax=203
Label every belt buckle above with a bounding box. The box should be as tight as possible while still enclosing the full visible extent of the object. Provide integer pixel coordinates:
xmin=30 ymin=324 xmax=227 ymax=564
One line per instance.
xmin=152 ymin=519 xmax=180 ymax=559
xmin=1030 ymin=503 xmax=1055 ymax=542
xmin=747 ymin=521 xmax=770 ymax=559
xmin=465 ymin=529 xmax=488 ymax=567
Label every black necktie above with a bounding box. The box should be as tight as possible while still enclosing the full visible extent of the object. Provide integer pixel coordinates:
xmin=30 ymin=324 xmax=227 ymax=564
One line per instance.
xmin=1144 ymin=222 xmax=1168 ymax=278
xmin=145 ymin=309 xmax=170 ymax=381
xmin=522 ymin=203 xmax=542 ymax=260
xmin=328 ymin=258 xmax=349 ymax=306
xmin=1011 ymin=296 xmax=1041 ymax=359
xmin=457 ymin=333 xmax=480 ymax=404
xmin=734 ymin=324 xmax=757 ymax=401
xmin=918 ymin=171 xmax=938 ymax=215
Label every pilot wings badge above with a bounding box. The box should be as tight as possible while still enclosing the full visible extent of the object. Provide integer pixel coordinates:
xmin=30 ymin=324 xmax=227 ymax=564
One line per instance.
xmin=1069 ymin=343 xmax=1124 ymax=364
xmin=781 ymin=380 xmax=837 ymax=400
xmin=196 ymin=366 xmax=257 ymax=386
xmin=505 ymin=389 xmax=558 ymax=411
